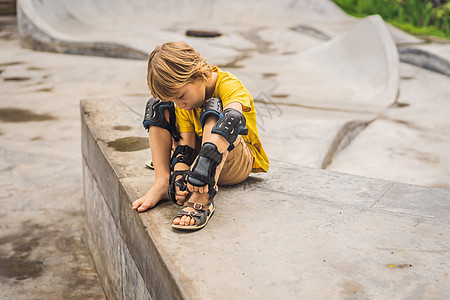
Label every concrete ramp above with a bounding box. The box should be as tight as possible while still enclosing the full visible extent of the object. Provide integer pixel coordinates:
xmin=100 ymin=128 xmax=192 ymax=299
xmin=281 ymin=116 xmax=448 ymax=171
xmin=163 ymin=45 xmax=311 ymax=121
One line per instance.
xmin=20 ymin=0 xmax=447 ymax=77
xmin=237 ymin=15 xmax=399 ymax=168
xmin=241 ymin=15 xmax=399 ymax=113
xmin=17 ymin=0 xmax=349 ymax=63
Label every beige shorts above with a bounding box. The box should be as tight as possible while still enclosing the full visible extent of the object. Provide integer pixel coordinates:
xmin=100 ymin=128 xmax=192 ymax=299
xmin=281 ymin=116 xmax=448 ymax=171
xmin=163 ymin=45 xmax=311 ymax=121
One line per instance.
xmin=217 ymin=137 xmax=254 ymax=186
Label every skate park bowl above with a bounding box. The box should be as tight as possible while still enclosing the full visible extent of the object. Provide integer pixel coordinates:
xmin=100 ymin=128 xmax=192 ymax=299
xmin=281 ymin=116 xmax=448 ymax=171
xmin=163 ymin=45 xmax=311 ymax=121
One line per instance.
xmin=16 ymin=0 xmax=450 ymax=298
xmin=18 ymin=0 xmax=404 ymax=168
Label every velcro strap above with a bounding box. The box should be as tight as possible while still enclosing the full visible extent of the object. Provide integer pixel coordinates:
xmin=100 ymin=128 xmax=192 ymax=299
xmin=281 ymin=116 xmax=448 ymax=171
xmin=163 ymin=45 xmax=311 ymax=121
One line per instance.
xmin=186 ymin=171 xmax=215 ymax=188
xmin=199 ymin=143 xmax=222 ymax=165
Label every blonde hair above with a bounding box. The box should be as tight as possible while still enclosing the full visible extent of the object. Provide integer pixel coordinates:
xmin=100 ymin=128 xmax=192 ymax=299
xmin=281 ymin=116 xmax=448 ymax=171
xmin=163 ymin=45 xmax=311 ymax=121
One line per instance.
xmin=147 ymin=41 xmax=212 ymax=101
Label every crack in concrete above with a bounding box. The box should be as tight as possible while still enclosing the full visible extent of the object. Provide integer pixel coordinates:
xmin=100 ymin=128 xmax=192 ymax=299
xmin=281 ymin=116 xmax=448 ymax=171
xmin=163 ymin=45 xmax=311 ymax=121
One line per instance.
xmin=370 ymin=182 xmax=395 ymax=208
xmin=321 ymin=120 xmax=373 ymax=169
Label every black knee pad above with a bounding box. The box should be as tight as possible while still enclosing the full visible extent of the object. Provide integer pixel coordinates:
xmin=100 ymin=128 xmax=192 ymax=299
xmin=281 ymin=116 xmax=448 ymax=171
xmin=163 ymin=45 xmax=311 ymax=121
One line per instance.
xmin=212 ymin=108 xmax=248 ymax=151
xmin=200 ymin=98 xmax=223 ymax=128
xmin=142 ymin=97 xmax=180 ymax=142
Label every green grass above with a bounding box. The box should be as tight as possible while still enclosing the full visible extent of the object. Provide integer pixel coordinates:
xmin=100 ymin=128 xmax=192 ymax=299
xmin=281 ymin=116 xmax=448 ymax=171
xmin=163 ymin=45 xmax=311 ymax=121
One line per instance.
xmin=332 ymin=0 xmax=450 ymax=40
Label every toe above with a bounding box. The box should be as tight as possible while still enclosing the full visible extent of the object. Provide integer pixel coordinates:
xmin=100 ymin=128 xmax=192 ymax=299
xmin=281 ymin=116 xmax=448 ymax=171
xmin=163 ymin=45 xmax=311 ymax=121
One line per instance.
xmin=183 ymin=216 xmax=191 ymax=226
xmin=180 ymin=215 xmax=187 ymax=226
xmin=137 ymin=204 xmax=148 ymax=212
xmin=132 ymin=199 xmax=141 ymax=209
xmin=173 ymin=217 xmax=180 ymax=225
xmin=189 ymin=217 xmax=196 ymax=226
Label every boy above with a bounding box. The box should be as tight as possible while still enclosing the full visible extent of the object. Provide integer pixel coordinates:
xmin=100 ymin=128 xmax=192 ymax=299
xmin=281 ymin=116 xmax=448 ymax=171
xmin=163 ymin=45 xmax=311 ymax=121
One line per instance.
xmin=132 ymin=41 xmax=269 ymax=231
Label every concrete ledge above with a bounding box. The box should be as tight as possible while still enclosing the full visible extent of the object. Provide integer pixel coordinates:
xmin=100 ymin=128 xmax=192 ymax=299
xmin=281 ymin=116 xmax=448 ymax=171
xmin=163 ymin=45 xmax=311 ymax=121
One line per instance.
xmin=81 ymin=98 xmax=450 ymax=299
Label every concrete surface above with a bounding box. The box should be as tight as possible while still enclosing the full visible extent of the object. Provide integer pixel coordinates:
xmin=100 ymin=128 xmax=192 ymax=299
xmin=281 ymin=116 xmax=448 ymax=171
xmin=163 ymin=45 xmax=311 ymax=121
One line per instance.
xmin=2 ymin=0 xmax=450 ymax=298
xmin=0 ymin=16 xmax=149 ymax=299
xmin=82 ymin=97 xmax=450 ymax=299
xmin=328 ymin=63 xmax=450 ymax=188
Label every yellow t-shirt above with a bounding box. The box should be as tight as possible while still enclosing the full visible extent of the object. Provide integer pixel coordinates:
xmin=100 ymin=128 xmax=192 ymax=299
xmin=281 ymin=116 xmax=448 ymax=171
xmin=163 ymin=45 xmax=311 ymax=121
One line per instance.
xmin=175 ymin=66 xmax=269 ymax=173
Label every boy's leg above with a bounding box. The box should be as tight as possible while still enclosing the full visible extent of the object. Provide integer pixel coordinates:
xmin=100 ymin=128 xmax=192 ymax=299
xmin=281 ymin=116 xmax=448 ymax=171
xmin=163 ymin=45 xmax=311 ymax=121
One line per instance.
xmin=133 ymin=110 xmax=173 ymax=212
xmin=173 ymin=115 xmax=249 ymax=226
xmin=173 ymin=150 xmax=229 ymax=226
xmin=217 ymin=137 xmax=254 ymax=186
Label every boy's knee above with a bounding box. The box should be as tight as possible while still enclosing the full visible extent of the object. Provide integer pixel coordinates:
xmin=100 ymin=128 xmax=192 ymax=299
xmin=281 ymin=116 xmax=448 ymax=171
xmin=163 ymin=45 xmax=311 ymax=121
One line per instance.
xmin=142 ymin=97 xmax=180 ymax=141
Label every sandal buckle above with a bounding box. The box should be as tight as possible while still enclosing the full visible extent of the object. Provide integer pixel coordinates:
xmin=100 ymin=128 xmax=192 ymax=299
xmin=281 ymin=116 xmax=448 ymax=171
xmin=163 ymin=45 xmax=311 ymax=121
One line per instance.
xmin=193 ymin=203 xmax=203 ymax=210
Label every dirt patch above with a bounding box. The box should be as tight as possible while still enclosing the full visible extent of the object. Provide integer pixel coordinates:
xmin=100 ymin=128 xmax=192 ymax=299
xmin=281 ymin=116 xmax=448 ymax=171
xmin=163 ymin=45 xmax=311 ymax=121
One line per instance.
xmin=0 ymin=230 xmax=44 ymax=281
xmin=391 ymin=102 xmax=410 ymax=108
xmin=270 ymin=94 xmax=289 ymax=99
xmin=37 ymin=87 xmax=54 ymax=92
xmin=3 ymin=76 xmax=31 ymax=82
xmin=0 ymin=107 xmax=57 ymax=122
xmin=27 ymin=67 xmax=46 ymax=71
xmin=185 ymin=29 xmax=222 ymax=38
xmin=107 ymin=136 xmax=149 ymax=152
xmin=341 ymin=280 xmax=367 ymax=297
xmin=0 ymin=257 xmax=43 ymax=280
xmin=388 ymin=263 xmax=413 ymax=268
xmin=113 ymin=125 xmax=132 ymax=131
xmin=0 ymin=61 xmax=23 ymax=67
xmin=262 ymin=73 xmax=278 ymax=78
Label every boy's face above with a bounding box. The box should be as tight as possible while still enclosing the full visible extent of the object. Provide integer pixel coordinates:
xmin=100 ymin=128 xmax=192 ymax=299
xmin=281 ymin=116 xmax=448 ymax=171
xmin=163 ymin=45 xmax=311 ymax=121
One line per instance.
xmin=169 ymin=80 xmax=205 ymax=110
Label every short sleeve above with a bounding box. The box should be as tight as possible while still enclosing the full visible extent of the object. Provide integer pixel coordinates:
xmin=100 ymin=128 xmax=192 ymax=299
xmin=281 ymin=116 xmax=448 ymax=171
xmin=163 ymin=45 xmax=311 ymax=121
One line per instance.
xmin=215 ymin=76 xmax=252 ymax=112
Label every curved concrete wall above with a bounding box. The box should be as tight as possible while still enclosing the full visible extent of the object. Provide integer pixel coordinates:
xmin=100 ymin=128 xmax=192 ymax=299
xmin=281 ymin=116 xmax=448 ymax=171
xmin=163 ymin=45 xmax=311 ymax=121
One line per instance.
xmin=17 ymin=0 xmax=349 ymax=61
xmin=18 ymin=0 xmax=448 ymax=77
xmin=242 ymin=15 xmax=399 ymax=112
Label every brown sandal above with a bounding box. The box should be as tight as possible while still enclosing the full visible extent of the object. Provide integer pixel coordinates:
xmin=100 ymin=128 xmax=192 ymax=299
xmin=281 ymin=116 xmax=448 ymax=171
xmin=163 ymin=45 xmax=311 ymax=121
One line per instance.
xmin=172 ymin=198 xmax=215 ymax=231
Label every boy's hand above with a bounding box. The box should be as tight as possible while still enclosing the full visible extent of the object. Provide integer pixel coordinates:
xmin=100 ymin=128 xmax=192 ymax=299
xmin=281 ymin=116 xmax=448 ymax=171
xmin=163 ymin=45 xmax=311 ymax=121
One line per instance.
xmin=172 ymin=173 xmax=190 ymax=204
xmin=174 ymin=184 xmax=189 ymax=204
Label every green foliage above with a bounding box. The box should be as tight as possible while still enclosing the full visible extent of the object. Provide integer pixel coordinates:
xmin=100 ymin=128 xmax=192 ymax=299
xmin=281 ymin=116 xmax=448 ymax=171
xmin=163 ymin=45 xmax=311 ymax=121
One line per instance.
xmin=332 ymin=0 xmax=450 ymax=39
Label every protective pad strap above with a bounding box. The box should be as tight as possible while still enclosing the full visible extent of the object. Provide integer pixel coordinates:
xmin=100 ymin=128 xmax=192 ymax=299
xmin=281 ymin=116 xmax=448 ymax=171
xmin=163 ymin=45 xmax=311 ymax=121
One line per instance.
xmin=168 ymin=170 xmax=189 ymax=204
xmin=170 ymin=145 xmax=198 ymax=172
xmin=212 ymin=108 xmax=248 ymax=151
xmin=187 ymin=142 xmax=222 ymax=197
xmin=200 ymin=98 xmax=223 ymax=128
xmin=142 ymin=97 xmax=180 ymax=142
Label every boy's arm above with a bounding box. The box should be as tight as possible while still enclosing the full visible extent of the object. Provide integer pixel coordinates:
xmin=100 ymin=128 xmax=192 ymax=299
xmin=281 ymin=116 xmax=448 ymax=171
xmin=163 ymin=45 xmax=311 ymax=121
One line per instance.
xmin=186 ymin=101 xmax=247 ymax=194
xmin=224 ymin=101 xmax=243 ymax=113
xmin=203 ymin=101 xmax=244 ymax=153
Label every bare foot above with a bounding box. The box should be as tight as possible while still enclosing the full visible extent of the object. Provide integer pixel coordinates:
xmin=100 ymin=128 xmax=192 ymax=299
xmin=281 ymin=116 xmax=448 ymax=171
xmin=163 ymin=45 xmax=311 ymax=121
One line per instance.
xmin=132 ymin=182 xmax=169 ymax=212
xmin=173 ymin=192 xmax=211 ymax=226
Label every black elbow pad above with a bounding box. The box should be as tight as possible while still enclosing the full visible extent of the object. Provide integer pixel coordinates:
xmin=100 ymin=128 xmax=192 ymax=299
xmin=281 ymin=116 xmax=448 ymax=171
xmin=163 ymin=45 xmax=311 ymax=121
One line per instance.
xmin=211 ymin=108 xmax=248 ymax=151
